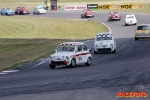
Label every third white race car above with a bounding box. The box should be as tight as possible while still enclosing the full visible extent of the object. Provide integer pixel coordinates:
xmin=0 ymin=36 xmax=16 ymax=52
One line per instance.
xmin=33 ymin=7 xmax=46 ymax=14
xmin=94 ymin=32 xmax=116 ymax=54
xmin=125 ymin=14 xmax=137 ymax=26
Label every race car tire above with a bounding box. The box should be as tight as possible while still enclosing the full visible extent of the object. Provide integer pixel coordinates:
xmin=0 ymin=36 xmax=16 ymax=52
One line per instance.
xmin=1 ymin=13 xmax=3 ymax=15
xmin=93 ymin=15 xmax=94 ymax=18
xmin=135 ymin=37 xmax=139 ymax=40
xmin=70 ymin=58 xmax=76 ymax=67
xmin=94 ymin=50 xmax=98 ymax=54
xmin=49 ymin=64 xmax=56 ymax=69
xmin=135 ymin=23 xmax=136 ymax=25
xmin=109 ymin=18 xmax=112 ymax=21
xmin=125 ymin=23 xmax=128 ymax=26
xmin=85 ymin=57 xmax=92 ymax=66
xmin=112 ymin=49 xmax=116 ymax=53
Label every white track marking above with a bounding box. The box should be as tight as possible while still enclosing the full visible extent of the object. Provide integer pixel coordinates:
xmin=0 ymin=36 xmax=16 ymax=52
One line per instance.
xmin=0 ymin=72 xmax=7 ymax=74
xmin=26 ymin=58 xmax=50 ymax=69
xmin=101 ymin=22 xmax=111 ymax=33
xmin=2 ymin=70 xmax=19 ymax=73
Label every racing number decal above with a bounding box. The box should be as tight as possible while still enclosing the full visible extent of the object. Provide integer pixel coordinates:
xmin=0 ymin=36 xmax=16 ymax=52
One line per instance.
xmin=76 ymin=56 xmax=79 ymax=59
xmin=76 ymin=55 xmax=82 ymax=60
xmin=79 ymin=56 xmax=82 ymax=60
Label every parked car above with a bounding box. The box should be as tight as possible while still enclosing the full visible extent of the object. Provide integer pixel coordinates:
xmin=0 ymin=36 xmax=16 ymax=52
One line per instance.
xmin=108 ymin=11 xmax=121 ymax=21
xmin=1 ymin=8 xmax=15 ymax=16
xmin=33 ymin=7 xmax=46 ymax=14
xmin=81 ymin=9 xmax=94 ymax=18
xmin=135 ymin=24 xmax=150 ymax=40
xmin=125 ymin=14 xmax=137 ymax=26
xmin=15 ymin=7 xmax=29 ymax=14
xmin=49 ymin=42 xmax=92 ymax=68
xmin=94 ymin=32 xmax=116 ymax=54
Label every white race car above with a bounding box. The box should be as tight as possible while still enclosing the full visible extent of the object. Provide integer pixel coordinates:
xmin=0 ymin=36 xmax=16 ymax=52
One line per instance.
xmin=125 ymin=14 xmax=137 ymax=26
xmin=33 ymin=7 xmax=46 ymax=14
xmin=94 ymin=32 xmax=116 ymax=54
xmin=49 ymin=42 xmax=92 ymax=68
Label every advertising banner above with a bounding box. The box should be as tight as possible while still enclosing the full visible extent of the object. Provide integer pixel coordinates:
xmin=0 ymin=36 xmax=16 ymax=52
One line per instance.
xmin=87 ymin=4 xmax=98 ymax=9
xmin=98 ymin=4 xmax=144 ymax=10
xmin=65 ymin=5 xmax=87 ymax=10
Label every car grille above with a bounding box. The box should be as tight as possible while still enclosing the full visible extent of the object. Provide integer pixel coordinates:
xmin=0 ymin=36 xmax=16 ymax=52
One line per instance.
xmin=52 ymin=61 xmax=65 ymax=65
xmin=98 ymin=48 xmax=111 ymax=52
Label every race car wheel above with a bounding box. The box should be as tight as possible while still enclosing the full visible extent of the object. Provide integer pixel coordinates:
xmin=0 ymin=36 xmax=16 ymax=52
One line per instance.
xmin=110 ymin=18 xmax=112 ymax=21
xmin=85 ymin=57 xmax=92 ymax=66
xmin=135 ymin=37 xmax=139 ymax=40
xmin=135 ymin=23 xmax=136 ymax=25
xmin=112 ymin=49 xmax=116 ymax=53
xmin=125 ymin=23 xmax=128 ymax=26
xmin=1 ymin=13 xmax=3 ymax=15
xmin=94 ymin=50 xmax=98 ymax=54
xmin=70 ymin=58 xmax=76 ymax=67
xmin=49 ymin=64 xmax=56 ymax=69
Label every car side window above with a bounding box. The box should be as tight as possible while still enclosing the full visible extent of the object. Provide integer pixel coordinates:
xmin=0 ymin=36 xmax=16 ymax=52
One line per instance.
xmin=82 ymin=45 xmax=88 ymax=51
xmin=77 ymin=45 xmax=82 ymax=52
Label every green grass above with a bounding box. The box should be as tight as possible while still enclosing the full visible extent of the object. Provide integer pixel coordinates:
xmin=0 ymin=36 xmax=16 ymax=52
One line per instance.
xmin=0 ymin=16 xmax=108 ymax=71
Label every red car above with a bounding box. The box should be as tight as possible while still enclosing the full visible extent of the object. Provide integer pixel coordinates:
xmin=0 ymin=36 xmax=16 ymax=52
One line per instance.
xmin=81 ymin=9 xmax=94 ymax=18
xmin=15 ymin=7 xmax=30 ymax=14
xmin=108 ymin=11 xmax=121 ymax=21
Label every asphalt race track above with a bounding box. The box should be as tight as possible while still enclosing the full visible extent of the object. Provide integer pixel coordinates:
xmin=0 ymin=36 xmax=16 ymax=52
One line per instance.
xmin=0 ymin=11 xmax=150 ymax=100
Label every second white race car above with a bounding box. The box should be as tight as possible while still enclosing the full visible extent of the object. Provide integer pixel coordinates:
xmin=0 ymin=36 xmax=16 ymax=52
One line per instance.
xmin=125 ymin=14 xmax=137 ymax=26
xmin=33 ymin=7 xmax=46 ymax=14
xmin=94 ymin=32 xmax=116 ymax=54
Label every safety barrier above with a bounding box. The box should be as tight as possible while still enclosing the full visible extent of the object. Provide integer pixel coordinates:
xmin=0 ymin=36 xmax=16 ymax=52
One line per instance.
xmin=64 ymin=4 xmax=144 ymax=11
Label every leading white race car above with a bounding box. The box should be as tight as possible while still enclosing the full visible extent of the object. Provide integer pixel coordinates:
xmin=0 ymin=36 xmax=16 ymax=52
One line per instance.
xmin=49 ymin=42 xmax=92 ymax=68
xmin=125 ymin=14 xmax=137 ymax=26
xmin=94 ymin=32 xmax=116 ymax=54
xmin=33 ymin=7 xmax=46 ymax=14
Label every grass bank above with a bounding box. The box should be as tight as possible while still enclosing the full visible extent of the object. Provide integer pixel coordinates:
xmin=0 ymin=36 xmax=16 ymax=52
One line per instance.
xmin=0 ymin=16 xmax=108 ymax=71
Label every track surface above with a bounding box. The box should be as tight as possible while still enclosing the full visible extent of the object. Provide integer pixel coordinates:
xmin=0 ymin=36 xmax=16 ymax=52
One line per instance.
xmin=0 ymin=11 xmax=150 ymax=100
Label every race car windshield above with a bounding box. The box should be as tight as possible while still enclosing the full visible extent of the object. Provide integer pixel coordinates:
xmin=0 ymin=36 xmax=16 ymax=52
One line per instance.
xmin=112 ymin=12 xmax=118 ymax=14
xmin=127 ymin=16 xmax=134 ymax=18
xmin=96 ymin=36 xmax=112 ymax=41
xmin=6 ymin=8 xmax=11 ymax=11
xmin=86 ymin=9 xmax=91 ymax=11
xmin=57 ymin=45 xmax=75 ymax=52
xmin=137 ymin=26 xmax=149 ymax=30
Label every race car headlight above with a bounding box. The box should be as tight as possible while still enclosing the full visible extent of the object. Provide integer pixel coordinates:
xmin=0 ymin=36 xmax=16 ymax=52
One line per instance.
xmin=50 ymin=56 xmax=53 ymax=59
xmin=95 ymin=44 xmax=98 ymax=48
xmin=66 ymin=56 xmax=69 ymax=59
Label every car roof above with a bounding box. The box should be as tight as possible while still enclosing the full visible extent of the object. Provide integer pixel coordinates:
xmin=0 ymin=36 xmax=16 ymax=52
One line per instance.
xmin=96 ymin=32 xmax=113 ymax=36
xmin=126 ymin=14 xmax=135 ymax=17
xmin=59 ymin=42 xmax=85 ymax=46
xmin=137 ymin=24 xmax=150 ymax=26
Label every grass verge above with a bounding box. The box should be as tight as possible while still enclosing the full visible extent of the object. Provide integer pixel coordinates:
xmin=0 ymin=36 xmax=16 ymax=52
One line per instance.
xmin=0 ymin=16 xmax=108 ymax=71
